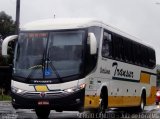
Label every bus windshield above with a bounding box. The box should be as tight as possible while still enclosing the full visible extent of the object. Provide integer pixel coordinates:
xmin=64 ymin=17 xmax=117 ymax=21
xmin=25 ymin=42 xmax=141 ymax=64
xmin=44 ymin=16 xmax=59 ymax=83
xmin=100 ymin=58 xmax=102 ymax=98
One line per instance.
xmin=13 ymin=30 xmax=85 ymax=82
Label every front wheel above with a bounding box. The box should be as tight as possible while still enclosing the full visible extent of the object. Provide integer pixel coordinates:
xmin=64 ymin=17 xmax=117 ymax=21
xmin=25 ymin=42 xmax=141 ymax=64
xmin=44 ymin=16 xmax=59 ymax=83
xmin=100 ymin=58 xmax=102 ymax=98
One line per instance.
xmin=90 ymin=89 xmax=108 ymax=119
xmin=98 ymin=94 xmax=107 ymax=114
xmin=35 ymin=108 xmax=50 ymax=119
xmin=97 ymin=92 xmax=108 ymax=119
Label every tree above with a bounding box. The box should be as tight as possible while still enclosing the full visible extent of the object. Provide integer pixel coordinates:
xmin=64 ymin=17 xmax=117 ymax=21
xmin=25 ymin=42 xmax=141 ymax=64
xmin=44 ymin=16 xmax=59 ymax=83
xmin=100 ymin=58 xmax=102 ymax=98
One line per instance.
xmin=0 ymin=11 xmax=16 ymax=39
xmin=0 ymin=11 xmax=16 ymax=65
xmin=0 ymin=11 xmax=15 ymax=94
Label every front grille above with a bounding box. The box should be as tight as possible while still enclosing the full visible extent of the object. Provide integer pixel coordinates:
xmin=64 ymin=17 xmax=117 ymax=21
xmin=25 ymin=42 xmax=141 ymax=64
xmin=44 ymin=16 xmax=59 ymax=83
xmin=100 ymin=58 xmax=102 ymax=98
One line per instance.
xmin=23 ymin=90 xmax=67 ymax=98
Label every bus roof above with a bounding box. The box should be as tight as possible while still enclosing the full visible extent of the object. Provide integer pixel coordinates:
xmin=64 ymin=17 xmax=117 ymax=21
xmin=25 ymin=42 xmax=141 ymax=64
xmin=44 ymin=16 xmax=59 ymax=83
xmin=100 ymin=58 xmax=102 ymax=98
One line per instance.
xmin=21 ymin=18 xmax=102 ymax=30
xmin=21 ymin=18 xmax=153 ymax=49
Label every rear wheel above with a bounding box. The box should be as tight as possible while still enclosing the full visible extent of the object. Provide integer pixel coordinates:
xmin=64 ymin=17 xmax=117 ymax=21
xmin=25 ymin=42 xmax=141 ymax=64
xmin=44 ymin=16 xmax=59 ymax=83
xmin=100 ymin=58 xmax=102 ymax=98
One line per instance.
xmin=156 ymin=101 xmax=159 ymax=105
xmin=137 ymin=92 xmax=146 ymax=112
xmin=35 ymin=108 xmax=50 ymax=119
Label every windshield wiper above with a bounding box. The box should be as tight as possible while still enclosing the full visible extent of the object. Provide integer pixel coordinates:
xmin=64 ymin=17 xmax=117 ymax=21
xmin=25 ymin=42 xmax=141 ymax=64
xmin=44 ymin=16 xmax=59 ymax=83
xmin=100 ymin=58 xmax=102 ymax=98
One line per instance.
xmin=42 ymin=50 xmax=46 ymax=79
xmin=26 ymin=49 xmax=46 ymax=81
xmin=46 ymin=49 xmax=63 ymax=83
xmin=25 ymin=48 xmax=62 ymax=83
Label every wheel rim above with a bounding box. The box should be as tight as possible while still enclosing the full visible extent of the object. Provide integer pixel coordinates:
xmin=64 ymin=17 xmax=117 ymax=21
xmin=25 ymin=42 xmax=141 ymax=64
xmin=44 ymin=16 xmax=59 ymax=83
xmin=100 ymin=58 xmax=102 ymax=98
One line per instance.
xmin=140 ymin=98 xmax=144 ymax=110
xmin=99 ymin=96 xmax=105 ymax=114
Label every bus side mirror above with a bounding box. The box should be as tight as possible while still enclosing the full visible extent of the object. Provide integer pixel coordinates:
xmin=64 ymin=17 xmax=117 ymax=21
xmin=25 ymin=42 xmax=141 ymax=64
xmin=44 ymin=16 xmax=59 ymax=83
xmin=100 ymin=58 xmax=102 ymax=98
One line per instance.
xmin=88 ymin=33 xmax=97 ymax=55
xmin=2 ymin=35 xmax=18 ymax=57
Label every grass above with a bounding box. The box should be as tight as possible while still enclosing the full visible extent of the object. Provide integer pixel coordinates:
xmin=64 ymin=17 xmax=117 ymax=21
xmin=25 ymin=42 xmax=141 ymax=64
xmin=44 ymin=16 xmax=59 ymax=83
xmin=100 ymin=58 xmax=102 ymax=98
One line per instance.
xmin=0 ymin=95 xmax=11 ymax=101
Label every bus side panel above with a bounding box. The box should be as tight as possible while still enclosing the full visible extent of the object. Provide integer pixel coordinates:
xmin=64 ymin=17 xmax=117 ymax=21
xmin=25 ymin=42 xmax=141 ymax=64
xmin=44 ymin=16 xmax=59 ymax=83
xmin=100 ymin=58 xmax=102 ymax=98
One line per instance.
xmin=146 ymin=74 xmax=157 ymax=105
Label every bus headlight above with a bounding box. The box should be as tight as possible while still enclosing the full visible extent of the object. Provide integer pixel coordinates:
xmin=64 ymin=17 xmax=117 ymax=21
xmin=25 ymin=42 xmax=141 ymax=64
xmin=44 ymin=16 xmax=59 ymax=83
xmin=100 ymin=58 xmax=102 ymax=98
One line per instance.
xmin=11 ymin=87 xmax=27 ymax=95
xmin=64 ymin=88 xmax=75 ymax=93
xmin=64 ymin=83 xmax=86 ymax=93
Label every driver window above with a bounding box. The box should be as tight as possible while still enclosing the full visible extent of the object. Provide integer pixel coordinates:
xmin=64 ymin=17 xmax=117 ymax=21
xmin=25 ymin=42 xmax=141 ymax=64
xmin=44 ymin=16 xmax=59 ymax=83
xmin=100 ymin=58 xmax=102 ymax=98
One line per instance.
xmin=102 ymin=31 xmax=112 ymax=58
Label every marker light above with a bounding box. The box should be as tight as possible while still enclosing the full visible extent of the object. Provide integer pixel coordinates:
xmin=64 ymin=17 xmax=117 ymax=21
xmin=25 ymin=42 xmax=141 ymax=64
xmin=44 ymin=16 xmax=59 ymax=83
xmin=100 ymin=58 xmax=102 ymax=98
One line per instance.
xmin=79 ymin=83 xmax=86 ymax=89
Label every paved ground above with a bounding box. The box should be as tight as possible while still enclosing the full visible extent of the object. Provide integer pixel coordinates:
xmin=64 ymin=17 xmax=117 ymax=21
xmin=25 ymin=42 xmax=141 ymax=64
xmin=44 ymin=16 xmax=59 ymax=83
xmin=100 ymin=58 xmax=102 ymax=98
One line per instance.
xmin=0 ymin=101 xmax=160 ymax=119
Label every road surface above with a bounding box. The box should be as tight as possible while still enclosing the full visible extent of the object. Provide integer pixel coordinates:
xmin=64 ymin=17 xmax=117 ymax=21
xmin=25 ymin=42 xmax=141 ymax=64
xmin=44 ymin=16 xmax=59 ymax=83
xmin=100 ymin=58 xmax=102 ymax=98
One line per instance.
xmin=0 ymin=101 xmax=160 ymax=119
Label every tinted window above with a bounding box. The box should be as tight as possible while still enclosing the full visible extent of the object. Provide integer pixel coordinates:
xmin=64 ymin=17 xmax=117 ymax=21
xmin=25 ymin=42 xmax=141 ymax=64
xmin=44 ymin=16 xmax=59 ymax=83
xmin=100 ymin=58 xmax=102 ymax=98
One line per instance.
xmin=102 ymin=31 xmax=112 ymax=58
xmin=101 ymin=29 xmax=156 ymax=69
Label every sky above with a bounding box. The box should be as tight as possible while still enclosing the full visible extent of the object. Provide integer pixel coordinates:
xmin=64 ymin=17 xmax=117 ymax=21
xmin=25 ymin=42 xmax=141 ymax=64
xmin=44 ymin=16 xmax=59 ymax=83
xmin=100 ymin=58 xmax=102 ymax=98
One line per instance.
xmin=0 ymin=0 xmax=160 ymax=64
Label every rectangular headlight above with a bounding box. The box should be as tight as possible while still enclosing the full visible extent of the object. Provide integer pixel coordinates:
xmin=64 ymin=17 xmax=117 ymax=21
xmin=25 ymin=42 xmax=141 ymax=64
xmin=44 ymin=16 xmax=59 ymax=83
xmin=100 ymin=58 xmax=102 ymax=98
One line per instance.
xmin=64 ymin=83 xmax=86 ymax=93
xmin=11 ymin=87 xmax=27 ymax=94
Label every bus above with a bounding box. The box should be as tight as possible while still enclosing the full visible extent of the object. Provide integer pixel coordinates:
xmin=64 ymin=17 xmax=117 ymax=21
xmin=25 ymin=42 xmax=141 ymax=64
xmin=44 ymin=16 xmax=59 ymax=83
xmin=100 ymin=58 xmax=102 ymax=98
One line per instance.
xmin=1 ymin=18 xmax=157 ymax=118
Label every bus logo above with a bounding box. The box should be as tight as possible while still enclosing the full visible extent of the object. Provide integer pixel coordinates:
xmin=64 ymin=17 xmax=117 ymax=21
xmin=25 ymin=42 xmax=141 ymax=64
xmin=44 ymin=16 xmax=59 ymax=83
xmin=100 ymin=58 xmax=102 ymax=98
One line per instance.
xmin=39 ymin=92 xmax=46 ymax=98
xmin=112 ymin=62 xmax=134 ymax=78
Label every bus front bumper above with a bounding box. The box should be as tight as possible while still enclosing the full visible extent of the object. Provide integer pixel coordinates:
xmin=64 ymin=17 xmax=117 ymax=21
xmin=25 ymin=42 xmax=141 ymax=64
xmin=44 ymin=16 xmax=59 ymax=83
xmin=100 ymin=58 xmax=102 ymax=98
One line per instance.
xmin=11 ymin=89 xmax=85 ymax=111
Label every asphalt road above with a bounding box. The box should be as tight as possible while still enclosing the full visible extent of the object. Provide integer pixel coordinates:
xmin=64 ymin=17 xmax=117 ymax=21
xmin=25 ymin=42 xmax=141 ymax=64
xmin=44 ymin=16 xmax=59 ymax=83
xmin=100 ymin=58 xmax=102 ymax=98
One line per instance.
xmin=0 ymin=101 xmax=160 ymax=119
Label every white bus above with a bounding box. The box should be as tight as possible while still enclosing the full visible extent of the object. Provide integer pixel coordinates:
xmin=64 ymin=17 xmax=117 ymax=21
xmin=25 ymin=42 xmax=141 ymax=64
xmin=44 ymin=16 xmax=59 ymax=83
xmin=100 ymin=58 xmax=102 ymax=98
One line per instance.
xmin=1 ymin=18 xmax=156 ymax=118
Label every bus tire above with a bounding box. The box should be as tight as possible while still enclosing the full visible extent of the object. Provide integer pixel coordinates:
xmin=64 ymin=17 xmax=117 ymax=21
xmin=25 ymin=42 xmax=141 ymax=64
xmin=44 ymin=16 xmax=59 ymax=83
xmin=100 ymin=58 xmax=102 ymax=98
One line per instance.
xmin=98 ymin=87 xmax=108 ymax=114
xmin=137 ymin=91 xmax=146 ymax=112
xmin=55 ymin=109 xmax=63 ymax=112
xmin=35 ymin=108 xmax=50 ymax=119
xmin=156 ymin=101 xmax=159 ymax=105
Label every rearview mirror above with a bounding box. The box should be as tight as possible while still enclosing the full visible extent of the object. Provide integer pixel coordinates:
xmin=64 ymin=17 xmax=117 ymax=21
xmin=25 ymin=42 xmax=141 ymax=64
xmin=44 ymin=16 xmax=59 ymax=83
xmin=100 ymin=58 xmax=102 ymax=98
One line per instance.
xmin=2 ymin=35 xmax=18 ymax=57
xmin=88 ymin=33 xmax=97 ymax=55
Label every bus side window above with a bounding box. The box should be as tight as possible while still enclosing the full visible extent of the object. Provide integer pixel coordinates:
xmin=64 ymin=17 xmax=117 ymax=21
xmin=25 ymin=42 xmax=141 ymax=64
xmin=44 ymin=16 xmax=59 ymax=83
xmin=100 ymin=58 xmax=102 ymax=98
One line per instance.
xmin=114 ymin=35 xmax=123 ymax=61
xmin=102 ymin=31 xmax=112 ymax=58
xmin=139 ymin=45 xmax=143 ymax=65
xmin=115 ymin=36 xmax=120 ymax=60
xmin=119 ymin=38 xmax=124 ymax=61
xmin=131 ymin=41 xmax=135 ymax=63
xmin=124 ymin=39 xmax=130 ymax=62
xmin=113 ymin=35 xmax=118 ymax=60
xmin=112 ymin=34 xmax=118 ymax=59
xmin=123 ymin=39 xmax=127 ymax=62
xmin=149 ymin=49 xmax=156 ymax=68
xmin=146 ymin=48 xmax=150 ymax=67
xmin=144 ymin=47 xmax=148 ymax=67
xmin=128 ymin=40 xmax=132 ymax=63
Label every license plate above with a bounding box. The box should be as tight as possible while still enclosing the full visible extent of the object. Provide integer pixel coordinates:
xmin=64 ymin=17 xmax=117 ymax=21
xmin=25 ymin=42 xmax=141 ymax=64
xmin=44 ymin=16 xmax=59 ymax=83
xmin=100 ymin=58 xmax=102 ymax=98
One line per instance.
xmin=38 ymin=101 xmax=49 ymax=105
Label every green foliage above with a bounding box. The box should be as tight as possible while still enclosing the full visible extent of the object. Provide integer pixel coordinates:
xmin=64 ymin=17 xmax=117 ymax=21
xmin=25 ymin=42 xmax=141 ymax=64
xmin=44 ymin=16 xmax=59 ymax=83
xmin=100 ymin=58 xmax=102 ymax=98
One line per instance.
xmin=0 ymin=11 xmax=16 ymax=39
xmin=0 ymin=11 xmax=16 ymax=66
xmin=0 ymin=95 xmax=11 ymax=101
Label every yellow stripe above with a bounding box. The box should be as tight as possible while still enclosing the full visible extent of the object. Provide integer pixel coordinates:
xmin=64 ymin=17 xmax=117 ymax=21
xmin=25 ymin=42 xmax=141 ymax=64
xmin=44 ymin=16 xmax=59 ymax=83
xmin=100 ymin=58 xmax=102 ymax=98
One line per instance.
xmin=84 ymin=95 xmax=100 ymax=108
xmin=140 ymin=72 xmax=150 ymax=84
xmin=84 ymin=95 xmax=141 ymax=109
xmin=108 ymin=96 xmax=141 ymax=107
xmin=35 ymin=85 xmax=48 ymax=92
